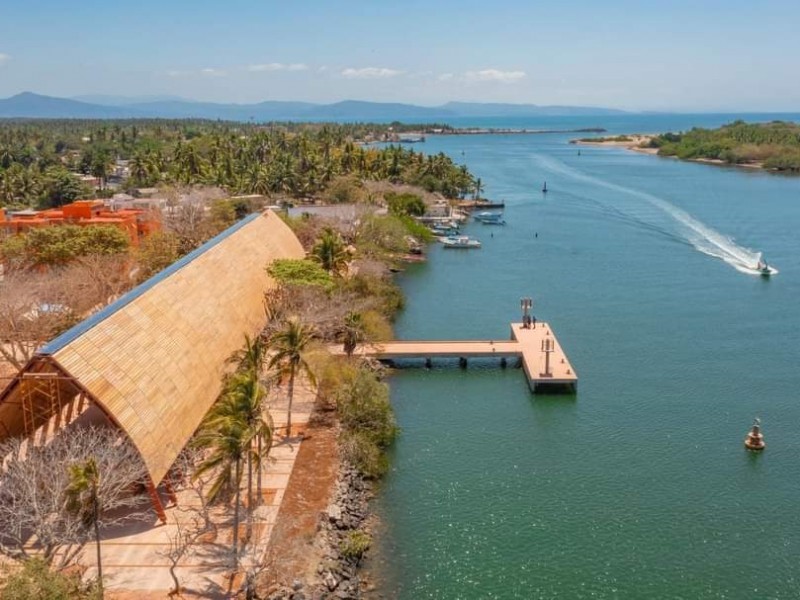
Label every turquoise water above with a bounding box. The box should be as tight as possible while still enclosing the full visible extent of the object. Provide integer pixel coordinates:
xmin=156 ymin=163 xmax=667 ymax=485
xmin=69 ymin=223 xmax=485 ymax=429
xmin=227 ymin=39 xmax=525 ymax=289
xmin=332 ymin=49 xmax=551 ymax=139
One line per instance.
xmin=371 ymin=115 xmax=800 ymax=599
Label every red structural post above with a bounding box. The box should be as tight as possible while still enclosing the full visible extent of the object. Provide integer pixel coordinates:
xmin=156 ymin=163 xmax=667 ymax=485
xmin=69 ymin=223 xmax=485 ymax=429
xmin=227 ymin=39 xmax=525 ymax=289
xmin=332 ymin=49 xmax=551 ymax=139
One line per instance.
xmin=147 ymin=480 xmax=167 ymax=523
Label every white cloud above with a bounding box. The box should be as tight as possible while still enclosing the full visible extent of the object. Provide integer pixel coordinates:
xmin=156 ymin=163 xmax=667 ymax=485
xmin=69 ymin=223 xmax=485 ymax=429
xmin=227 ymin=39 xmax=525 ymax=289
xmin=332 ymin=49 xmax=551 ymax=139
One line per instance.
xmin=0 ymin=53 xmax=10 ymax=66
xmin=201 ymin=68 xmax=226 ymax=77
xmin=341 ymin=67 xmax=403 ymax=79
xmin=438 ymin=73 xmax=454 ymax=81
xmin=464 ymin=69 xmax=526 ymax=83
xmin=246 ymin=62 xmax=308 ymax=72
xmin=166 ymin=69 xmax=188 ymax=77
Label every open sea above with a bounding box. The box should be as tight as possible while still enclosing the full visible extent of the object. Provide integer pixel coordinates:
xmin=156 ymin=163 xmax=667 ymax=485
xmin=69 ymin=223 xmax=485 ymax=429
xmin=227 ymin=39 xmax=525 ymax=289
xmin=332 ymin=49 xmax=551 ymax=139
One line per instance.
xmin=369 ymin=113 xmax=800 ymax=599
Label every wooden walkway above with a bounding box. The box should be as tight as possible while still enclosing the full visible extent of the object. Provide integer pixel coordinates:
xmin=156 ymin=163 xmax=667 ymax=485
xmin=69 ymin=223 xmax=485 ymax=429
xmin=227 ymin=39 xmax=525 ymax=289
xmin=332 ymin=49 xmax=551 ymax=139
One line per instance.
xmin=335 ymin=322 xmax=577 ymax=393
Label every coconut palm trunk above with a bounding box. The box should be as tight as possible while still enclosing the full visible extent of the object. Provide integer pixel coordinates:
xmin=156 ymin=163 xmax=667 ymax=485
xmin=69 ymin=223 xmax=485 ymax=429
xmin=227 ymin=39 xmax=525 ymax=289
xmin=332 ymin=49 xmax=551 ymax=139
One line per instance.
xmin=93 ymin=495 xmax=102 ymax=589
xmin=246 ymin=442 xmax=254 ymax=538
xmin=256 ymin=435 xmax=263 ymax=503
xmin=286 ymin=367 xmax=296 ymax=437
xmin=233 ymin=456 xmax=241 ymax=567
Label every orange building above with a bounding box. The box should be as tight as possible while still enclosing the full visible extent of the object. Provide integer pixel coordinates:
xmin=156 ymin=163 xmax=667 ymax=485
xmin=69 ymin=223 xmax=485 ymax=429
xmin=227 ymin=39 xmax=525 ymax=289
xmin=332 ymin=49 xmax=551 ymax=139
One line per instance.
xmin=0 ymin=200 xmax=160 ymax=246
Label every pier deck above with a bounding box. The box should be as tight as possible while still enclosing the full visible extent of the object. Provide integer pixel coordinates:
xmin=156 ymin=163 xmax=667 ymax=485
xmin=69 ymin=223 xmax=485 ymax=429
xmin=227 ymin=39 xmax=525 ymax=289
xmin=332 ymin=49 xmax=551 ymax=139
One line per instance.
xmin=334 ymin=322 xmax=577 ymax=392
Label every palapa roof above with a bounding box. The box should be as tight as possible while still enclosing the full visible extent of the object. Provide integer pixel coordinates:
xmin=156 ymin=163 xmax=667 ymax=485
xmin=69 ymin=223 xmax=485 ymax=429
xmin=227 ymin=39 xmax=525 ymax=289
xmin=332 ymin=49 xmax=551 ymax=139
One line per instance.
xmin=0 ymin=211 xmax=304 ymax=485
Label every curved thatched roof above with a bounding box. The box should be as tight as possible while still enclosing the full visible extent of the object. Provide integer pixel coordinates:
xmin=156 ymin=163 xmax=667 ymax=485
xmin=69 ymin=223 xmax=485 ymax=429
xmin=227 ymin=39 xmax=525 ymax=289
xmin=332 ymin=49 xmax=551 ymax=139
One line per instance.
xmin=0 ymin=211 xmax=304 ymax=485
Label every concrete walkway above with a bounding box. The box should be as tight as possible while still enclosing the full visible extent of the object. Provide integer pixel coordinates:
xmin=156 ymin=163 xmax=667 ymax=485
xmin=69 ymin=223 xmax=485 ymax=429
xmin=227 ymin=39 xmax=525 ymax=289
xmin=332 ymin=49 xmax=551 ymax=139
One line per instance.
xmin=92 ymin=380 xmax=318 ymax=599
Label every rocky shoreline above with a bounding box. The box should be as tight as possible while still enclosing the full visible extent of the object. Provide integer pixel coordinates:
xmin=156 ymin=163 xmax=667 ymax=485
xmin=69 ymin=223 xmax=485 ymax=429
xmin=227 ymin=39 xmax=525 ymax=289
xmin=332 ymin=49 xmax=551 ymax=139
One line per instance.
xmin=266 ymin=464 xmax=373 ymax=600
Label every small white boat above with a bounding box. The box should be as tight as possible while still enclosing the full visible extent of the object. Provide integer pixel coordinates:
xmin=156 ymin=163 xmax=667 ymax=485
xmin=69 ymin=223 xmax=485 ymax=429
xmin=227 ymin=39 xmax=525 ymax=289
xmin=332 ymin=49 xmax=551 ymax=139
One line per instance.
xmin=442 ymin=235 xmax=481 ymax=249
xmin=474 ymin=211 xmax=506 ymax=225
xmin=756 ymin=258 xmax=775 ymax=277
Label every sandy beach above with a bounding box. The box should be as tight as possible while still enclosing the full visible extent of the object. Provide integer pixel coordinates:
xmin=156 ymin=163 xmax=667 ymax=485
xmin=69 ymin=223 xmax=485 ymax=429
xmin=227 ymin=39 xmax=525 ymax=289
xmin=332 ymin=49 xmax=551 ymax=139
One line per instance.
xmin=572 ymin=135 xmax=769 ymax=169
xmin=571 ymin=134 xmax=657 ymax=154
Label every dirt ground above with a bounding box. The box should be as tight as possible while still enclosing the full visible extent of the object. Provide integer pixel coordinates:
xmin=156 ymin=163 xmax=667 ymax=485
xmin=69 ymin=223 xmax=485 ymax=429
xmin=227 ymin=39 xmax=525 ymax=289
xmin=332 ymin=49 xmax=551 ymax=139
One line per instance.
xmin=257 ymin=400 xmax=340 ymax=592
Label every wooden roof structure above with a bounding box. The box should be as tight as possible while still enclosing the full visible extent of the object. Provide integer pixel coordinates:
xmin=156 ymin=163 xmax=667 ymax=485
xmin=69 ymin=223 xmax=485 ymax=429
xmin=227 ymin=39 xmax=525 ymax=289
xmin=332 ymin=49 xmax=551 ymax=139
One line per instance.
xmin=0 ymin=211 xmax=304 ymax=501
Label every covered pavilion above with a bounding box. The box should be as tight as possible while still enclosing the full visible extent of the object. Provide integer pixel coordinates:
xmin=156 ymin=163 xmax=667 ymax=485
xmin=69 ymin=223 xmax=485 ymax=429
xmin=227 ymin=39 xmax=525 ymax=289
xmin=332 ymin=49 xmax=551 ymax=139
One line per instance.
xmin=0 ymin=210 xmax=305 ymax=520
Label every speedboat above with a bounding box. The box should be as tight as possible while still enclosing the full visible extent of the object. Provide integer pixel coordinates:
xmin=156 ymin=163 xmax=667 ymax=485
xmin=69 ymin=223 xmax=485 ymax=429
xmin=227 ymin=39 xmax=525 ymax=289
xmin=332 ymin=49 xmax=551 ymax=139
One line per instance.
xmin=442 ymin=235 xmax=481 ymax=249
xmin=757 ymin=258 xmax=773 ymax=277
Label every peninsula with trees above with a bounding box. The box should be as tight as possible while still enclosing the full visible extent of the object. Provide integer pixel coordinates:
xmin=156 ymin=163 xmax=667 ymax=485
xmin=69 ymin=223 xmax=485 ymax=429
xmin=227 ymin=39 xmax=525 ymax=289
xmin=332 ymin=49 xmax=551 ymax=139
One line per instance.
xmin=573 ymin=120 xmax=800 ymax=172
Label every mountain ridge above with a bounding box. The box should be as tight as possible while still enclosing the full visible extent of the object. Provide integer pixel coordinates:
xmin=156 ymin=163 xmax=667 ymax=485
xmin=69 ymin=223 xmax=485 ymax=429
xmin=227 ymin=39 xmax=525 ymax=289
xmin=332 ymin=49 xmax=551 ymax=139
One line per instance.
xmin=0 ymin=92 xmax=629 ymax=121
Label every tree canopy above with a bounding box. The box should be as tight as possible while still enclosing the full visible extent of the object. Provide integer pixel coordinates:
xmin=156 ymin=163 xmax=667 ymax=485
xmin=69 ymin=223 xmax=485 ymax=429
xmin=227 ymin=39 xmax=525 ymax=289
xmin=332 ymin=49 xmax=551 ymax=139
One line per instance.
xmin=649 ymin=120 xmax=800 ymax=171
xmin=0 ymin=224 xmax=130 ymax=268
xmin=0 ymin=119 xmax=476 ymax=208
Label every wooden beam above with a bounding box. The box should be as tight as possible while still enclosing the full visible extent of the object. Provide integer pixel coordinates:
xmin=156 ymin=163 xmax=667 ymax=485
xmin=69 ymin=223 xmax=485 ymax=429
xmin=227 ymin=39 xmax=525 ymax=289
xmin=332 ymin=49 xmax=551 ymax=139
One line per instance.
xmin=147 ymin=480 xmax=167 ymax=524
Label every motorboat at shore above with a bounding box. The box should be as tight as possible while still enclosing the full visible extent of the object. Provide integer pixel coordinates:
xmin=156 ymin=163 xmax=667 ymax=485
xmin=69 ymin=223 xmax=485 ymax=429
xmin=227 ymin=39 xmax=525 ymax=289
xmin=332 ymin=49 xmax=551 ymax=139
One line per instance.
xmin=441 ymin=235 xmax=481 ymax=248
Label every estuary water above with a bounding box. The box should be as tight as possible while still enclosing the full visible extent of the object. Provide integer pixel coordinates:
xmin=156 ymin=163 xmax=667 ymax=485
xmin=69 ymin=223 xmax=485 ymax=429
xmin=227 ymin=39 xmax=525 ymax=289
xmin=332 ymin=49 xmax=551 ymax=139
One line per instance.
xmin=370 ymin=114 xmax=800 ymax=599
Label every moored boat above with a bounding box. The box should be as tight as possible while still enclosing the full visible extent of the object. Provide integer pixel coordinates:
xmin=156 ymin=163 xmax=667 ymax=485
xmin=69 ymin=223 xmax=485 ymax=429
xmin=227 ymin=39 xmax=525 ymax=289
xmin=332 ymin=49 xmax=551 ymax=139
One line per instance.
xmin=441 ymin=235 xmax=481 ymax=248
xmin=474 ymin=211 xmax=505 ymax=225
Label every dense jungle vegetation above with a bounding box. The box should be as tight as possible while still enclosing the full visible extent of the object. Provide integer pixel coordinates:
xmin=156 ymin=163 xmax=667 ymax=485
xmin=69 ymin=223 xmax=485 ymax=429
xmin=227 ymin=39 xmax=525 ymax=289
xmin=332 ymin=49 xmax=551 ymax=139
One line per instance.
xmin=649 ymin=120 xmax=800 ymax=171
xmin=0 ymin=119 xmax=472 ymax=208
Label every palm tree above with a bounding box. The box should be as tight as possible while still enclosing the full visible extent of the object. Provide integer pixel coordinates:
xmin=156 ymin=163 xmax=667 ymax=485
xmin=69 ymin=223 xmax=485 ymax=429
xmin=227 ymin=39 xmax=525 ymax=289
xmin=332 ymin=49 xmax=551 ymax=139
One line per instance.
xmin=473 ymin=177 xmax=484 ymax=200
xmin=193 ymin=415 xmax=247 ymax=567
xmin=311 ymin=227 xmax=349 ymax=276
xmin=65 ymin=458 xmax=103 ymax=592
xmin=268 ymin=317 xmax=317 ymax=438
xmin=229 ymin=333 xmax=267 ymax=377
xmin=217 ymin=342 xmax=273 ymax=482
xmin=341 ymin=311 xmax=366 ymax=357
xmin=219 ymin=374 xmax=273 ymax=531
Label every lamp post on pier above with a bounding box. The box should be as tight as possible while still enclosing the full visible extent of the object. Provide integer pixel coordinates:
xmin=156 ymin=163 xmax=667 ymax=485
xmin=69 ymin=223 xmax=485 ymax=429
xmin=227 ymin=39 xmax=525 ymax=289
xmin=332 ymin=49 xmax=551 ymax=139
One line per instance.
xmin=540 ymin=338 xmax=554 ymax=377
xmin=520 ymin=297 xmax=533 ymax=328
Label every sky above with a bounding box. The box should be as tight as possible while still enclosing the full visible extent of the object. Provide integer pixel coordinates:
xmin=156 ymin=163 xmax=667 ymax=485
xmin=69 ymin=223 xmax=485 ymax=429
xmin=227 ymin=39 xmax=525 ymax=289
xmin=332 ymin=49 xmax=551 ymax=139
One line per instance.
xmin=1 ymin=0 xmax=799 ymax=111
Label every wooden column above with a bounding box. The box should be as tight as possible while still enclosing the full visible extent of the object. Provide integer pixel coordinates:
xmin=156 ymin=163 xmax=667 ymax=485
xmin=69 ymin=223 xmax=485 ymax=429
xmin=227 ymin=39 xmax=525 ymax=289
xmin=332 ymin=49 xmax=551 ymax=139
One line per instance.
xmin=147 ymin=480 xmax=167 ymax=524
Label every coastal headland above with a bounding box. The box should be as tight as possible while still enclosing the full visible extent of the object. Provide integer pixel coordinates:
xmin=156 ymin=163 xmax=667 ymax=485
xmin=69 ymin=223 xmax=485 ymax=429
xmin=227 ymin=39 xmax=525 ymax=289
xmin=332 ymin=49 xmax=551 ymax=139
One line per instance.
xmin=573 ymin=120 xmax=800 ymax=173
xmin=571 ymin=134 xmax=769 ymax=169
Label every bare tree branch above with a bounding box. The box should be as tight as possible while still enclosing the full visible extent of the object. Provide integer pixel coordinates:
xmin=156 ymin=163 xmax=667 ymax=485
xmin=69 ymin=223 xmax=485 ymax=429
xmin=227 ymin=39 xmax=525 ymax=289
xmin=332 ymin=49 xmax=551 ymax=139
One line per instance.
xmin=0 ymin=426 xmax=152 ymax=565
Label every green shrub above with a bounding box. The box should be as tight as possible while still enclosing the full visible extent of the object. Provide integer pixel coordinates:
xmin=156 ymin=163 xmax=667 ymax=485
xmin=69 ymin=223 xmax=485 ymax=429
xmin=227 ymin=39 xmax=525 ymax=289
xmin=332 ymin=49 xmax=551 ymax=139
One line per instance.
xmin=340 ymin=530 xmax=372 ymax=561
xmin=340 ymin=430 xmax=389 ymax=478
xmin=267 ymin=258 xmax=334 ymax=289
xmin=0 ymin=558 xmax=101 ymax=600
xmin=324 ymin=175 xmax=365 ymax=204
xmin=385 ymin=192 xmax=426 ymax=217
xmin=343 ymin=274 xmax=404 ymax=318
xmin=0 ymin=224 xmax=130 ymax=268
xmin=398 ymin=215 xmax=435 ymax=243
xmin=335 ymin=367 xmax=398 ymax=478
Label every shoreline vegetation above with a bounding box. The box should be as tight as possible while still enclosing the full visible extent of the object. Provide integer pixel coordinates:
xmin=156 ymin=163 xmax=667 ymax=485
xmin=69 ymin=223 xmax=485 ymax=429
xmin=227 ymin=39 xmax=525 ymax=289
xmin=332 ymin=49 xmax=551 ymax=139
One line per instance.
xmin=0 ymin=118 xmax=480 ymax=598
xmin=572 ymin=120 xmax=800 ymax=172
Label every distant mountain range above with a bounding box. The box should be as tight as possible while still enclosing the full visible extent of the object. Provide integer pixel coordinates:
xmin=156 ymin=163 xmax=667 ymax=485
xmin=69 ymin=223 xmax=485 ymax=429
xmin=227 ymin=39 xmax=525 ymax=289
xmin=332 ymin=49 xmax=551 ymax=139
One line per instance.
xmin=0 ymin=92 xmax=629 ymax=121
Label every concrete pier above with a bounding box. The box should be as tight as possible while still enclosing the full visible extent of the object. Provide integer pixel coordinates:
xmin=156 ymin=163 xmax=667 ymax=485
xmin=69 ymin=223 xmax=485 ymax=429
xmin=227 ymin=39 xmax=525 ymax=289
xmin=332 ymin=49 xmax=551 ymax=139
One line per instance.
xmin=332 ymin=322 xmax=577 ymax=393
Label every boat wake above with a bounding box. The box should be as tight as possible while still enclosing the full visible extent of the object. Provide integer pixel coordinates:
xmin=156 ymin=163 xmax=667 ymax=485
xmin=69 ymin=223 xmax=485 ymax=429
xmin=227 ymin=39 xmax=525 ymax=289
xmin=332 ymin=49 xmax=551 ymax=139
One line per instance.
xmin=533 ymin=155 xmax=776 ymax=276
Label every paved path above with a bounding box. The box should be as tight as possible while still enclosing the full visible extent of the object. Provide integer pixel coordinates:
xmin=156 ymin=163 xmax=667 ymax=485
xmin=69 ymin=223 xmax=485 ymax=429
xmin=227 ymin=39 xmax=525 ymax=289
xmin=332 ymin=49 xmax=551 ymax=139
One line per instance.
xmin=93 ymin=379 xmax=318 ymax=598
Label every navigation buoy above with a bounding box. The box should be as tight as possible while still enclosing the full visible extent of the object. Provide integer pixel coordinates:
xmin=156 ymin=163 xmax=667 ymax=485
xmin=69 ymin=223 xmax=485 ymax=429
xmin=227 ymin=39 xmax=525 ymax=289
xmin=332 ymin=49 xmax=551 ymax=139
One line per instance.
xmin=744 ymin=418 xmax=765 ymax=451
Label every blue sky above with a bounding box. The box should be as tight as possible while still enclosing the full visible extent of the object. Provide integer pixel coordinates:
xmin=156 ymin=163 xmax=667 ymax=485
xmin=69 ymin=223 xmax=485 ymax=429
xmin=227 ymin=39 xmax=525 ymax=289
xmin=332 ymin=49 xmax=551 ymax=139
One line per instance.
xmin=1 ymin=0 xmax=799 ymax=111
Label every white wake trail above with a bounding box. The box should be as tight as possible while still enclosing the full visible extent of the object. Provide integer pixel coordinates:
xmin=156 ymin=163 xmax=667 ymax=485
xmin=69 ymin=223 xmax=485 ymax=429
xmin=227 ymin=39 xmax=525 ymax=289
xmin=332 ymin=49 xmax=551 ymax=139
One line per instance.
xmin=534 ymin=155 xmax=774 ymax=276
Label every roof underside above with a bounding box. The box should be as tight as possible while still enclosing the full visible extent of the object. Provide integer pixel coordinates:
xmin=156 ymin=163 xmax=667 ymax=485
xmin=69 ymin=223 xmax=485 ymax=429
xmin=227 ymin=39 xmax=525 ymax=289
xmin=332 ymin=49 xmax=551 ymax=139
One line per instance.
xmin=0 ymin=211 xmax=305 ymax=484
